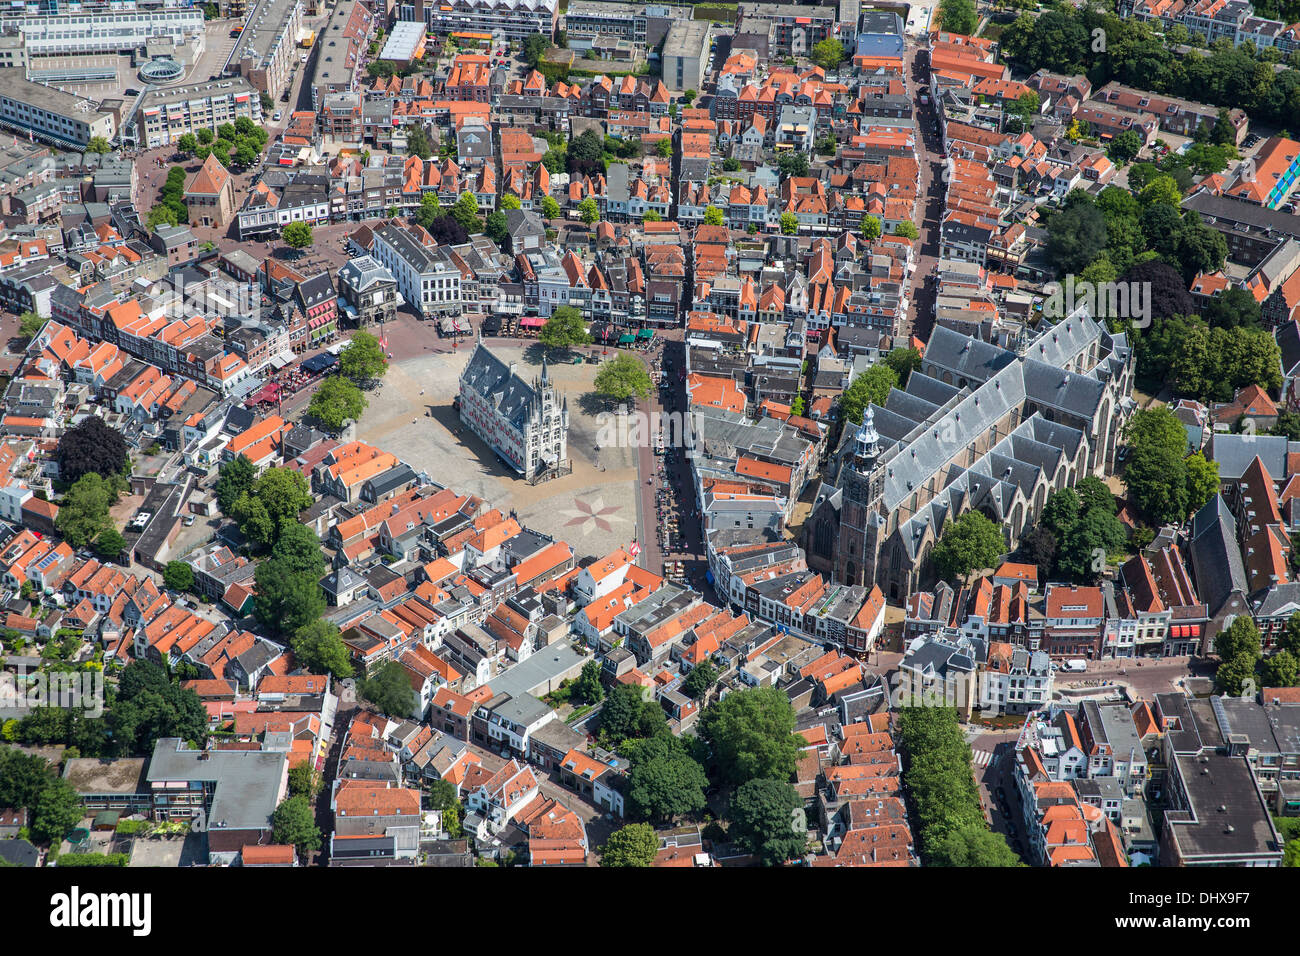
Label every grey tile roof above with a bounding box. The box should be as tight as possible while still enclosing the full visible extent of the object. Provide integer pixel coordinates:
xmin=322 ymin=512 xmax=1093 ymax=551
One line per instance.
xmin=460 ymin=342 xmax=547 ymax=431
xmin=1206 ymin=433 xmax=1290 ymax=482
xmin=1188 ymin=495 xmax=1249 ymax=613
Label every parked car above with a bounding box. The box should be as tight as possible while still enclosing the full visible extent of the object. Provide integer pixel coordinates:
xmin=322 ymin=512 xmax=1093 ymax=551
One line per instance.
xmin=273 ymin=111 xmax=282 ymax=121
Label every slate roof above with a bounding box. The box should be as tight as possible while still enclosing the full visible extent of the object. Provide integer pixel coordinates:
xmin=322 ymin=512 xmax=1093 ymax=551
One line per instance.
xmin=1187 ymin=495 xmax=1249 ymax=614
xmin=459 ymin=342 xmax=551 ymax=431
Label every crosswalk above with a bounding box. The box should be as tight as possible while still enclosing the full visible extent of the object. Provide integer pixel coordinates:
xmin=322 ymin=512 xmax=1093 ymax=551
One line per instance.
xmin=972 ymin=749 xmax=995 ymax=768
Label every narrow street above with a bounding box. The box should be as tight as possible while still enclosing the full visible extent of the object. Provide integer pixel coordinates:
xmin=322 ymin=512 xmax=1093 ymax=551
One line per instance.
xmin=629 ymin=331 xmax=717 ymax=598
xmin=900 ymin=38 xmax=945 ymax=345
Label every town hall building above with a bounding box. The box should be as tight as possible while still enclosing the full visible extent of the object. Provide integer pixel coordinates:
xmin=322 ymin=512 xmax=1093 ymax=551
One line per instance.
xmin=458 ymin=341 xmax=569 ymax=482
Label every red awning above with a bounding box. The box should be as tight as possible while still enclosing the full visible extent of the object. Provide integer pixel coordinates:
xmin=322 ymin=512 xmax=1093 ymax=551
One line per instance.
xmin=520 ymin=316 xmax=544 ymax=328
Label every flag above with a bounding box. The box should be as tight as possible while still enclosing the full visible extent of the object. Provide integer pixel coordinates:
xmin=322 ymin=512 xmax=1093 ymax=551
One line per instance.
xmin=629 ymin=541 xmax=641 ymax=558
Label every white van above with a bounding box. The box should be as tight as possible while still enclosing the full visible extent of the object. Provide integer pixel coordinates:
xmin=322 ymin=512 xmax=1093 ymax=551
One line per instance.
xmin=1062 ymin=659 xmax=1088 ymax=673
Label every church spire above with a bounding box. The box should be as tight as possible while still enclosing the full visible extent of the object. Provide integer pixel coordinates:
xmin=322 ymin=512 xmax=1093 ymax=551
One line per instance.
xmin=853 ymin=405 xmax=879 ymax=473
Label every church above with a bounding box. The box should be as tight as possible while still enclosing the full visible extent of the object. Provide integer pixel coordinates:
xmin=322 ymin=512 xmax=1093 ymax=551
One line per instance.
xmin=803 ymin=308 xmax=1135 ymax=601
xmin=458 ymin=341 xmax=569 ymax=482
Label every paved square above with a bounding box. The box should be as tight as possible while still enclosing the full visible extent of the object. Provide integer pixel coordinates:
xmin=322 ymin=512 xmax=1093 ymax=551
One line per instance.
xmin=354 ymin=343 xmax=643 ymax=558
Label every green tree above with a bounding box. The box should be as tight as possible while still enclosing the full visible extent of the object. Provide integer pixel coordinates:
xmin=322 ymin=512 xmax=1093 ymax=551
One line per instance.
xmin=87 ymin=136 xmax=110 ymax=154
xmin=569 ymin=128 xmax=604 ymax=165
xmin=779 ymin=212 xmax=799 ymax=235
xmin=253 ymin=559 xmax=324 ymax=636
xmin=682 ymin=661 xmax=717 ymax=700
xmin=625 ymin=735 xmax=709 ymax=823
xmin=281 ymin=221 xmax=313 ymax=250
xmin=600 ymin=684 xmax=668 ymax=745
xmin=1124 ymin=443 xmax=1189 ymax=526
xmin=163 ymin=561 xmax=194 ymax=593
xmin=31 ymin=779 xmax=83 ymax=844
xmin=1055 ymin=507 xmax=1127 ymax=582
xmin=1107 ymin=129 xmax=1143 ymax=165
xmin=308 ymin=374 xmax=367 ymax=430
xmin=233 ymin=141 xmax=259 ymax=168
xmin=17 ymin=310 xmax=46 ymax=343
xmin=574 ymin=660 xmax=605 ymax=704
xmin=861 ymin=215 xmax=883 ymax=242
xmin=810 ymin=38 xmax=846 ymax=70
xmin=451 ymin=191 xmax=481 ymax=233
xmin=500 ymin=193 xmax=522 ymax=210
xmin=270 ymin=522 xmax=326 ymax=577
xmin=215 ymin=454 xmax=256 ymax=514
xmin=939 ymin=0 xmax=978 ymax=30
xmin=776 ymin=151 xmax=809 ymax=178
xmin=522 ymin=32 xmax=549 ymax=68
xmin=729 ymin=778 xmax=804 ymax=866
xmin=196 ymin=127 xmax=213 ymax=146
xmin=928 ymin=824 xmax=1023 ymax=866
xmin=56 ymin=473 xmax=117 ymax=549
xmin=1008 ymin=90 xmax=1040 ymax=129
xmin=884 ymin=347 xmax=922 ymax=386
xmin=1124 ymin=407 xmax=1195 ymax=524
xmin=425 ymin=778 xmax=459 ymax=812
xmin=1215 ymin=653 xmax=1259 ymax=697
xmin=1214 ymin=615 xmax=1262 ymax=663
xmin=1047 ymin=201 xmax=1107 ymax=277
xmin=287 ymin=763 xmax=321 ymax=799
xmin=933 ymin=511 xmax=1005 ymax=582
xmin=0 ymin=746 xmax=56 ymax=812
xmin=898 ymin=707 xmax=986 ymax=852
xmin=1204 ymin=287 xmax=1262 ymax=330
xmin=110 ymin=666 xmax=207 ymax=755
xmin=339 ymin=331 xmax=389 ymax=383
xmin=538 ymin=306 xmax=591 ymax=352
xmin=484 ymin=209 xmax=509 ymax=245
xmin=703 ymin=205 xmax=725 ymax=227
xmin=359 ymin=660 xmax=417 ymax=717
xmin=839 ymin=364 xmax=898 ymax=427
xmin=1261 ymin=650 xmax=1300 ymax=688
xmin=593 ymin=353 xmax=652 ymax=402
xmin=1185 ymin=451 xmax=1220 ymax=514
xmin=291 ymin=619 xmax=354 ymax=679
xmin=698 ymin=686 xmax=803 ymax=788
xmin=233 ymin=467 xmax=312 ymax=547
xmin=540 ymin=195 xmax=561 ymax=219
xmin=599 ymin=822 xmax=658 ymax=867
xmin=93 ymin=527 xmax=125 ymax=561
xmin=577 ymin=196 xmax=600 ymax=224
xmin=894 ymin=220 xmax=919 ymax=239
xmin=656 ymin=138 xmax=673 ymax=158
xmin=271 ymin=795 xmax=321 ymax=857
xmin=406 ymin=124 xmax=432 ymax=159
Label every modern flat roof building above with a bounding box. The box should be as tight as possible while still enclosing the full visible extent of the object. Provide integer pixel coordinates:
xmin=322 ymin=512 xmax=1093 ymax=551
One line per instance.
xmin=310 ymin=0 xmax=372 ymax=109
xmin=227 ymin=0 xmax=303 ymax=99
xmin=417 ymin=0 xmax=559 ymax=43
xmin=146 ymin=737 xmax=289 ymax=865
xmin=13 ymin=8 xmax=205 ymax=56
xmin=378 ymin=20 xmax=426 ymax=68
xmin=0 ymin=68 xmax=116 ymax=148
xmin=661 ymin=19 xmax=711 ymax=93
xmin=123 ymin=76 xmax=262 ymax=149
